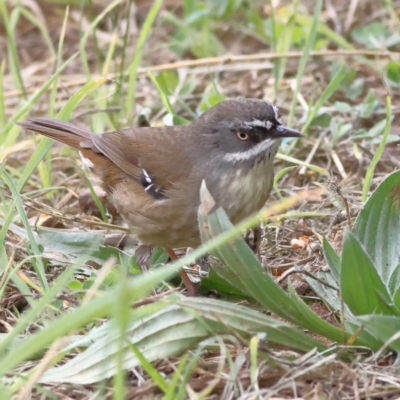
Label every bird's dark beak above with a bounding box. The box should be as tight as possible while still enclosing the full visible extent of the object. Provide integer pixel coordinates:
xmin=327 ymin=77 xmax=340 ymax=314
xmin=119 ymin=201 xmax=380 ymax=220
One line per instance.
xmin=274 ymin=125 xmax=303 ymax=138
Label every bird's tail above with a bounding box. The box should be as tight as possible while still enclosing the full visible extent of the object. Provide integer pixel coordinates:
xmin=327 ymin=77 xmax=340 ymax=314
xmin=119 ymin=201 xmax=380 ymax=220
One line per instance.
xmin=16 ymin=117 xmax=93 ymax=149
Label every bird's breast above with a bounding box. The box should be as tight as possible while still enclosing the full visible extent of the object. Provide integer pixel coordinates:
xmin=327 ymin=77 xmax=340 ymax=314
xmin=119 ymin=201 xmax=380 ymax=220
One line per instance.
xmin=211 ymin=158 xmax=275 ymax=224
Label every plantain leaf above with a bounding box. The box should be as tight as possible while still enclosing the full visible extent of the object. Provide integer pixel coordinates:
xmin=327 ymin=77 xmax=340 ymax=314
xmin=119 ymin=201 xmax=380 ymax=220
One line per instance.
xmin=390 ymin=265 xmax=400 ymax=309
xmin=0 ymin=262 xmax=192 ymax=379
xmin=353 ymin=170 xmax=400 ymax=284
xmin=299 ymin=237 xmax=342 ymax=312
xmin=341 ymin=230 xmax=399 ymax=316
xmin=197 ymin=183 xmax=369 ymax=347
xmin=298 ymin=268 xmax=341 ymax=313
xmin=388 ymin=264 xmax=400 ymax=297
xmin=322 ymin=236 xmax=341 ymax=282
xmin=2 ymin=219 xmax=135 ymax=267
xmin=358 ymin=314 xmax=400 ymax=352
xmin=200 ymin=266 xmax=251 ymax=299
xmin=39 ymin=295 xmax=325 ymax=384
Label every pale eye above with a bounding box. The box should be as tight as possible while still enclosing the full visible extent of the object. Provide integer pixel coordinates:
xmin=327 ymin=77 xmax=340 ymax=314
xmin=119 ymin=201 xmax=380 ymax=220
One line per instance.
xmin=236 ymin=132 xmax=249 ymax=141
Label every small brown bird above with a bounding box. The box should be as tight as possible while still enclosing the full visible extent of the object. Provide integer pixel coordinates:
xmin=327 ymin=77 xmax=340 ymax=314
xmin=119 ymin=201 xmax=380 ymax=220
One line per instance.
xmin=18 ymin=98 xmax=301 ymax=295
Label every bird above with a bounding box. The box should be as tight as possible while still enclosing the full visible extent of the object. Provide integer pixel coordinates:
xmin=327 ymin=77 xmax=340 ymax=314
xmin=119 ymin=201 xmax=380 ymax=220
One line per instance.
xmin=18 ymin=97 xmax=302 ymax=295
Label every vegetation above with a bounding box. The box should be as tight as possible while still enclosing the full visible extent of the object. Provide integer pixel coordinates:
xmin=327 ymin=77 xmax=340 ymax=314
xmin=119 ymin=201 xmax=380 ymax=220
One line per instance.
xmin=1 ymin=0 xmax=400 ymax=398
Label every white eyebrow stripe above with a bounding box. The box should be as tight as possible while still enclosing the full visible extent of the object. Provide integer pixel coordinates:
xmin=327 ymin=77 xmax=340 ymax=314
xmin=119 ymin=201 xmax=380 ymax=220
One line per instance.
xmin=223 ymin=139 xmax=279 ymax=162
xmin=244 ymin=119 xmax=273 ymax=130
xmin=272 ymin=104 xmax=282 ymax=124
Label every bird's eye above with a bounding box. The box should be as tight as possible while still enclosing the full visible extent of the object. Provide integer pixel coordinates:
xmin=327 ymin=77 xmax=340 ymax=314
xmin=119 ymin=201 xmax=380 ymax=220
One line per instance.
xmin=236 ymin=132 xmax=249 ymax=141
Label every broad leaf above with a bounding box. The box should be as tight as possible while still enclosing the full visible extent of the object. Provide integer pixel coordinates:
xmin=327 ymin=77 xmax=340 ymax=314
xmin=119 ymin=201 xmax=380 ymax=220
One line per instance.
xmin=39 ymin=295 xmax=325 ymax=384
xmin=390 ymin=265 xmax=400 ymax=309
xmin=341 ymin=230 xmax=398 ymax=316
xmin=358 ymin=314 xmax=400 ymax=352
xmin=322 ymin=236 xmax=341 ymax=282
xmin=388 ymin=264 xmax=400 ymax=298
xmin=2 ymin=220 xmax=136 ymax=268
xmin=198 ymin=184 xmax=367 ymax=346
xmin=353 ymin=170 xmax=400 ymax=284
xmin=299 ymin=268 xmax=341 ymax=312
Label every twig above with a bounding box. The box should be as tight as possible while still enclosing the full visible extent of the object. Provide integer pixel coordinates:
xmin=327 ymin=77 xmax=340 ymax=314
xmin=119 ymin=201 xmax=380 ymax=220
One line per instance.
xmin=133 ymin=288 xmax=179 ymax=308
xmin=2 ymin=192 xmax=130 ymax=232
xmin=299 ymin=132 xmax=325 ymax=176
xmin=331 ymin=149 xmax=347 ymax=180
xmin=335 ymin=186 xmax=353 ymax=230
xmin=344 ymin=0 xmax=359 ymax=33
xmin=278 ymin=269 xmax=339 ymax=291
xmin=5 ymin=49 xmax=400 ymax=98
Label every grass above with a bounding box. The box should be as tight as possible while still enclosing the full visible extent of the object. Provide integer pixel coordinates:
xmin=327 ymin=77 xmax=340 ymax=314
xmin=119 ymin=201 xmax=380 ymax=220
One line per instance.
xmin=1 ymin=0 xmax=400 ymax=398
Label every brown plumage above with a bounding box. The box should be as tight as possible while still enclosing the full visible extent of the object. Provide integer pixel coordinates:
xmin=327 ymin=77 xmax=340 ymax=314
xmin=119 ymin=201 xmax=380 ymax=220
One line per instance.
xmin=18 ymin=98 xmax=302 ymax=295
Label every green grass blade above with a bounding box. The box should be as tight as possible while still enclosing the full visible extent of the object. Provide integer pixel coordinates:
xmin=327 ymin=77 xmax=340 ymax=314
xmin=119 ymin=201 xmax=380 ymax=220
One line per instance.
xmin=276 ymin=153 xmax=329 ymax=175
xmin=288 ymin=0 xmax=322 ymax=127
xmin=19 ymin=7 xmax=56 ymax=58
xmin=37 ymin=6 xmax=70 ymax=197
xmin=0 ymin=257 xmax=42 ymax=309
xmin=294 ymin=13 xmax=354 ymax=50
xmin=125 ymin=0 xmax=163 ymax=122
xmin=0 ymin=259 xmax=80 ymax=359
xmin=163 ymin=354 xmax=189 ymax=400
xmin=362 ymin=95 xmax=391 ymax=202
xmin=79 ymin=0 xmax=122 ymax=78
xmin=0 ymin=78 xmax=109 ymax=251
xmin=49 ymin=6 xmax=69 ymax=118
xmin=1 ymin=171 xmax=48 ymax=288
xmin=148 ymin=71 xmax=174 ymax=114
xmin=52 ymin=157 xmax=108 ymax=222
xmin=57 ymin=77 xmax=109 ymax=121
xmin=302 ymin=64 xmax=347 ymax=135
xmin=0 ymin=52 xmax=79 ymax=146
xmin=272 ymin=1 xmax=298 ymax=100
xmin=127 ymin=342 xmax=169 ymax=393
xmin=17 ymin=77 xmax=108 ymax=193
xmin=112 ymin=268 xmax=131 ymax=400
xmin=0 ymin=61 xmax=5 ymax=128
xmin=0 ymin=0 xmax=26 ymax=96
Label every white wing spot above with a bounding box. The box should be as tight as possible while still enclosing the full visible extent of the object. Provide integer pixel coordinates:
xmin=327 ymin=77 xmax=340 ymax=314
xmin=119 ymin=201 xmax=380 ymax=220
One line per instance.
xmin=142 ymin=169 xmax=152 ymax=184
xmin=79 ymin=151 xmax=94 ymax=169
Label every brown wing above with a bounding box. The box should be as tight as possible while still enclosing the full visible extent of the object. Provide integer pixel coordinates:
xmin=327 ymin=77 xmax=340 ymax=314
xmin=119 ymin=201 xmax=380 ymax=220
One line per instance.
xmin=90 ymin=124 xmax=196 ymax=193
xmin=17 ymin=117 xmax=196 ymax=195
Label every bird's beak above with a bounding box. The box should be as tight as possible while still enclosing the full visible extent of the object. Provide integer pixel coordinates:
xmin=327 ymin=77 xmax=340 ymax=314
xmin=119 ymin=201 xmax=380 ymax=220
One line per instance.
xmin=274 ymin=125 xmax=303 ymax=138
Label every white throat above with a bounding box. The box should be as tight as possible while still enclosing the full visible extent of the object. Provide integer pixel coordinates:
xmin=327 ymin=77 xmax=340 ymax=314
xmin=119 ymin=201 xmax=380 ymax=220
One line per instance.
xmin=222 ymin=139 xmax=280 ymax=163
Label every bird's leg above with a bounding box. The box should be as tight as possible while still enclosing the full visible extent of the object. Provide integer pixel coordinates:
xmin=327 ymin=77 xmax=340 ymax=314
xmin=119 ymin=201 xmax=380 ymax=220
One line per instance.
xmin=166 ymin=248 xmax=198 ymax=296
xmin=135 ymin=245 xmax=157 ymax=296
xmin=135 ymin=245 xmax=153 ymax=273
xmin=244 ymin=226 xmax=262 ymax=255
